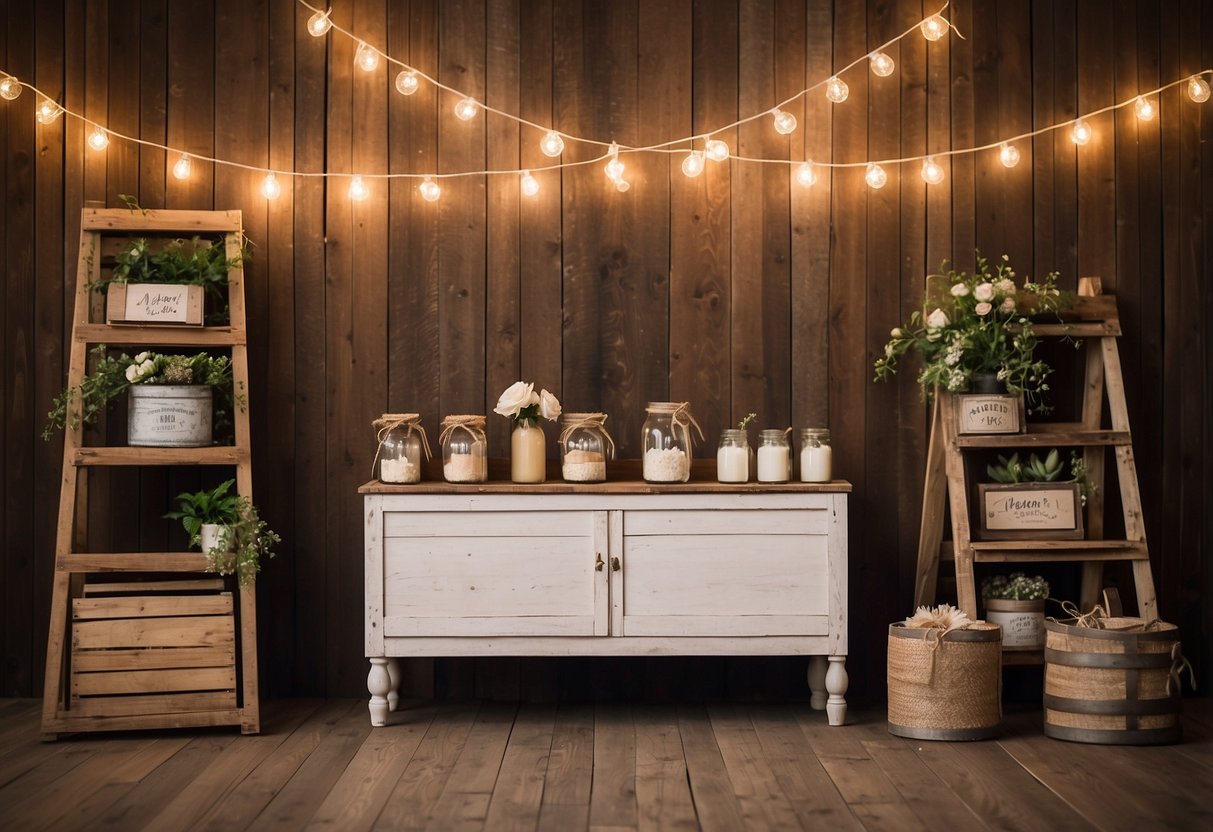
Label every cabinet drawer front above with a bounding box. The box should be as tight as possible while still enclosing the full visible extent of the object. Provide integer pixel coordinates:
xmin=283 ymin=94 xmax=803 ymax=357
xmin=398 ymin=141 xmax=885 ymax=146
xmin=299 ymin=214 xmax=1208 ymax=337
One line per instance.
xmin=383 ymin=536 xmax=596 ymax=634
xmin=622 ymin=534 xmax=828 ymax=618
xmin=384 ymin=511 xmax=591 ymax=538
xmin=623 ymin=508 xmax=829 ymax=536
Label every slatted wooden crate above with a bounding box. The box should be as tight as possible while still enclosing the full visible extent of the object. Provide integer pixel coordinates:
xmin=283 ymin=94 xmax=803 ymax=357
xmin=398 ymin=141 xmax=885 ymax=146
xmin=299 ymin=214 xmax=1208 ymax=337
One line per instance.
xmin=69 ymin=581 xmax=238 ymax=719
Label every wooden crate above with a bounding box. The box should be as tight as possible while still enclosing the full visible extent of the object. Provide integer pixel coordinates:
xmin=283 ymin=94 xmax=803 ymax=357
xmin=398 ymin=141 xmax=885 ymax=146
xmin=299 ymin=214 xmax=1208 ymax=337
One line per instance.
xmin=69 ymin=584 xmax=237 ymax=718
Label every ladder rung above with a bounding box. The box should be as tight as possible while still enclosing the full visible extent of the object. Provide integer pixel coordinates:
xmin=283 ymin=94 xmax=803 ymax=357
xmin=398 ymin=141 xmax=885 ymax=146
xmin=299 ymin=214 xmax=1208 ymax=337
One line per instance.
xmin=1029 ymin=321 xmax=1120 ymax=337
xmin=59 ymin=553 xmax=212 ymax=572
xmin=956 ymin=429 xmax=1131 ymax=448
xmin=74 ymin=324 xmax=245 ymax=347
xmin=74 ymin=446 xmax=244 ymax=466
xmin=970 ymin=539 xmax=1148 ymax=562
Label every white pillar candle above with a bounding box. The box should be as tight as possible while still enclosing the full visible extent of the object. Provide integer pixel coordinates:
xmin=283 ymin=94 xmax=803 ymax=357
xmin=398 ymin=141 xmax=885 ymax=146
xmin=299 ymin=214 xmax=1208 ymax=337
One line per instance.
xmin=756 ymin=445 xmax=790 ymax=482
xmin=717 ymin=445 xmax=748 ymax=482
xmin=800 ymin=443 xmax=833 ymax=482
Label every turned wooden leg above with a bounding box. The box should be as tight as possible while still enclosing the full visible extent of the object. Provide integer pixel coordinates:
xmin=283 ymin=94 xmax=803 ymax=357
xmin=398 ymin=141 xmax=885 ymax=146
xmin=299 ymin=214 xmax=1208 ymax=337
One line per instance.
xmin=368 ymin=657 xmax=391 ymax=727
xmin=807 ymin=655 xmax=827 ymax=711
xmin=386 ymin=658 xmax=401 ymax=712
xmin=826 ymin=656 xmax=848 ymax=727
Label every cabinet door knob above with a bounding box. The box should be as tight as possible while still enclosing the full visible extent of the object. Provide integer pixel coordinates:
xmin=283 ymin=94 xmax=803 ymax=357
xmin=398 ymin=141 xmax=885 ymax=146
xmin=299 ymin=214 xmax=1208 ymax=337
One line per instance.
xmin=595 ymin=553 xmax=604 ymax=571
xmin=611 ymin=556 xmax=621 ymax=572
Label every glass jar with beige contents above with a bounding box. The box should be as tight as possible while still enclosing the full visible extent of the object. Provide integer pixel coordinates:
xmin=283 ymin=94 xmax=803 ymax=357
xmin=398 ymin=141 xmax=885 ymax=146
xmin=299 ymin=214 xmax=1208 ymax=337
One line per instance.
xmin=559 ymin=412 xmax=614 ymax=483
xmin=641 ymin=402 xmax=703 ymax=483
xmin=440 ymin=415 xmax=488 ymax=483
xmin=372 ymin=413 xmax=431 ymax=484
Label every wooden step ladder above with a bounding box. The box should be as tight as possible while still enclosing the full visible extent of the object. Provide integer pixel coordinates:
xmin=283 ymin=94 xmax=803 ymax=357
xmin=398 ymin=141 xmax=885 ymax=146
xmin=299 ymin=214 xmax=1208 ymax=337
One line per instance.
xmin=41 ymin=207 xmax=259 ymax=737
xmin=913 ymin=280 xmax=1158 ymax=628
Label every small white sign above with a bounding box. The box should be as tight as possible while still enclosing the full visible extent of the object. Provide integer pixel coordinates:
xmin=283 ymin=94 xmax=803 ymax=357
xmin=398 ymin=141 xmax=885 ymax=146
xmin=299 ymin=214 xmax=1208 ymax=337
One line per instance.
xmin=958 ymin=394 xmax=1021 ymax=434
xmin=978 ymin=482 xmax=1083 ymax=539
xmin=107 ymin=283 xmax=204 ymax=326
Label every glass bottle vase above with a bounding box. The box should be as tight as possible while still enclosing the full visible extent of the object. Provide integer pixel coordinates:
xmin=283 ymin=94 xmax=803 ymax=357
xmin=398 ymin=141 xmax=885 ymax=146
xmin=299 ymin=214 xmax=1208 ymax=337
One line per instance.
xmin=511 ymin=421 xmax=547 ymax=483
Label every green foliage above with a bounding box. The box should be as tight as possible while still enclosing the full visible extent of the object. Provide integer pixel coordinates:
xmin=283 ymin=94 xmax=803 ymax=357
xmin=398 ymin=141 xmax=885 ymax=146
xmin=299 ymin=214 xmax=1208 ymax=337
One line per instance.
xmin=43 ymin=345 xmax=235 ymax=439
xmin=981 ymin=572 xmax=1050 ymax=601
xmin=164 ymin=479 xmax=240 ymax=546
xmin=737 ymin=412 xmax=758 ymax=430
xmin=986 ymin=448 xmax=1098 ymax=506
xmin=874 ymin=252 xmax=1072 ymax=412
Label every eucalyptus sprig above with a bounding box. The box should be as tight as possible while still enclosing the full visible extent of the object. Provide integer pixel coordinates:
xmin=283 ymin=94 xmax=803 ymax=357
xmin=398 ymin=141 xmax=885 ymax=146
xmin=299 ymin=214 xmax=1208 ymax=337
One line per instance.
xmin=737 ymin=412 xmax=757 ymax=430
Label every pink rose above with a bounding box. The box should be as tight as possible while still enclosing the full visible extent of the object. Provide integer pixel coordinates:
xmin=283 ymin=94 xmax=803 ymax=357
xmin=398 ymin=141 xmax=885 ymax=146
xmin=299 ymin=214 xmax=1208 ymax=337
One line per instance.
xmin=1000 ymin=298 xmax=1016 ymax=313
xmin=975 ymin=301 xmax=993 ymax=316
xmin=950 ymin=283 xmax=969 ymax=297
xmin=974 ymin=282 xmax=995 ymax=301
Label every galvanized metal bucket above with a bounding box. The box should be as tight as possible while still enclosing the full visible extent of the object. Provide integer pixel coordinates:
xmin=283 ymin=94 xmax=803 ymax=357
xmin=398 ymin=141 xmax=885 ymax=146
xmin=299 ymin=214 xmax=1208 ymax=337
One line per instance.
xmin=127 ymin=385 xmax=213 ymax=447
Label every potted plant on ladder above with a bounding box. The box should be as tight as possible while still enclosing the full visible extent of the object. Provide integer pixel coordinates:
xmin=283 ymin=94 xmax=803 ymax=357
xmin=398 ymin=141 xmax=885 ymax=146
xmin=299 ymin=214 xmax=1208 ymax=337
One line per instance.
xmin=166 ymin=479 xmax=280 ymax=586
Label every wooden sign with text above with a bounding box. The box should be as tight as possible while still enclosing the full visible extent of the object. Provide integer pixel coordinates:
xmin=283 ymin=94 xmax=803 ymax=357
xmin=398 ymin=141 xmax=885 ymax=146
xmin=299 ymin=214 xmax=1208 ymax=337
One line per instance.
xmin=977 ymin=482 xmax=1084 ymax=540
xmin=106 ymin=283 xmax=204 ymax=326
xmin=957 ymin=394 xmax=1023 ymax=434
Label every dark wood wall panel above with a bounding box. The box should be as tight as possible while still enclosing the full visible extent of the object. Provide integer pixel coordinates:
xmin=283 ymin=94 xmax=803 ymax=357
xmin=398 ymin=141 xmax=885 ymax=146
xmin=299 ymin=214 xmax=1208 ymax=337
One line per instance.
xmin=1 ymin=0 xmax=1209 ymax=701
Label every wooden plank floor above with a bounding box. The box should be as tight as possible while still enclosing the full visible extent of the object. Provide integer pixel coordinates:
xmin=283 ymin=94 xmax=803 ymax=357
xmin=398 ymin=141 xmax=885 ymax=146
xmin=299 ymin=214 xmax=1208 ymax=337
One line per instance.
xmin=0 ymin=697 xmax=1209 ymax=831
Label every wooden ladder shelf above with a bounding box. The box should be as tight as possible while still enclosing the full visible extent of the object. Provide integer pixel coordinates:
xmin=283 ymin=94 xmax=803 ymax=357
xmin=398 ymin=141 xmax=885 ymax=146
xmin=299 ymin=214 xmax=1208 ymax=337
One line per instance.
xmin=41 ymin=208 xmax=259 ymax=737
xmin=913 ymin=279 xmax=1158 ymax=628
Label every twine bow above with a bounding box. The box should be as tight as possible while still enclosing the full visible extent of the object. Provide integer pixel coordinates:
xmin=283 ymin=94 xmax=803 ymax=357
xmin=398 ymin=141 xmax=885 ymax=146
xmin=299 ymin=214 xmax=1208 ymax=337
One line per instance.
xmin=439 ymin=414 xmax=486 ymax=446
xmin=559 ymin=412 xmax=616 ymax=459
xmin=371 ymin=413 xmax=431 ymax=477
xmin=670 ymin=402 xmax=705 ymax=446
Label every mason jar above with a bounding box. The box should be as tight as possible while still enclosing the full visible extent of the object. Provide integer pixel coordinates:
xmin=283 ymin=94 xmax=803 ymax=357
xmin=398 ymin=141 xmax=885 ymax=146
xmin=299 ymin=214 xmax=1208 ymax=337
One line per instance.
xmin=716 ymin=429 xmax=750 ymax=483
xmin=756 ymin=429 xmax=791 ymax=483
xmin=799 ymin=428 xmax=832 ymax=482
xmin=559 ymin=412 xmax=613 ymax=483
xmin=641 ymin=402 xmax=697 ymax=483
xmin=374 ymin=413 xmax=426 ymax=484
xmin=440 ymin=415 xmax=488 ymax=483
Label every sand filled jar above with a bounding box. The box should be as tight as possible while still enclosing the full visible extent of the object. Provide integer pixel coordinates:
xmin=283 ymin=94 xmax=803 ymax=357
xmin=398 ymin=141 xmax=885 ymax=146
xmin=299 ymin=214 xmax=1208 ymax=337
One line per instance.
xmin=558 ymin=412 xmax=614 ymax=483
xmin=641 ymin=402 xmax=702 ymax=483
xmin=372 ymin=413 xmax=431 ymax=483
xmin=440 ymin=415 xmax=488 ymax=483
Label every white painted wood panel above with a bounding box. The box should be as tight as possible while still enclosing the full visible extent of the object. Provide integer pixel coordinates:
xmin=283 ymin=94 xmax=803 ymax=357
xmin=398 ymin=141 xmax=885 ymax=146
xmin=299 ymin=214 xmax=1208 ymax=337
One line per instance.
xmin=619 ymin=615 xmax=828 ymax=637
xmin=370 ymin=492 xmax=836 ymax=513
xmin=623 ymin=509 xmax=828 ymax=536
xmin=620 ymin=534 xmax=828 ymax=617
xmin=375 ymin=634 xmax=836 ymax=656
xmin=384 ymin=615 xmax=597 ymax=637
xmin=384 ymin=510 xmax=592 ymax=538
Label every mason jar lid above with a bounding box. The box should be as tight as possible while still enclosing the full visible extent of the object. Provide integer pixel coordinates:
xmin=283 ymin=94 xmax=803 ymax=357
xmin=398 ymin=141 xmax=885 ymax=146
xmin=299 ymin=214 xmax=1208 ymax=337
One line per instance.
xmin=800 ymin=427 xmax=831 ymax=441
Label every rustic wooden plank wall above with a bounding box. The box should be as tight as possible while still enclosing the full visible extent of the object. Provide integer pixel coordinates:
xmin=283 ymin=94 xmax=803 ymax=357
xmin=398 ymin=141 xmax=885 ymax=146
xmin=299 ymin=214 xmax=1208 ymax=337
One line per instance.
xmin=1 ymin=0 xmax=1209 ymax=700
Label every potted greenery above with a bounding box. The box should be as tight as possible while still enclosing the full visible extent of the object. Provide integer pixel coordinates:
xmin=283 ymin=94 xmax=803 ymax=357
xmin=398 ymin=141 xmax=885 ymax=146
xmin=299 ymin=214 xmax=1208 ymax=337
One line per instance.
xmin=166 ymin=479 xmax=280 ymax=587
xmin=873 ymin=253 xmax=1070 ymax=412
xmin=981 ymin=573 xmax=1050 ymax=650
xmin=43 ymin=345 xmax=235 ymax=446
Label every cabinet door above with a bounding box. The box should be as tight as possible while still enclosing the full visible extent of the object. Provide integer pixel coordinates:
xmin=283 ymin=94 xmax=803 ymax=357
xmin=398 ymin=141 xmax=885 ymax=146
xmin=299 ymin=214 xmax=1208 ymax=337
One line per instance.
xmin=381 ymin=510 xmax=606 ymax=637
xmin=618 ymin=508 xmax=831 ymax=637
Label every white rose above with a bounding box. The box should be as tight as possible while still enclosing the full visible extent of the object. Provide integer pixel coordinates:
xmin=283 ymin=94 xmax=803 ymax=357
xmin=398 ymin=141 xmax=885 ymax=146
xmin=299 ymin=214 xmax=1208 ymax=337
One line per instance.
xmin=493 ymin=381 xmax=535 ymax=418
xmin=1000 ymin=297 xmax=1016 ymax=313
xmin=890 ymin=327 xmax=904 ymax=338
xmin=975 ymin=301 xmax=993 ymax=316
xmin=133 ymin=352 xmax=150 ymax=363
xmin=538 ymin=389 xmax=561 ymax=421
xmin=950 ymin=283 xmax=969 ymax=297
xmin=974 ymin=282 xmax=995 ymax=301
xmin=926 ymin=308 xmax=950 ymax=328
xmin=139 ymin=359 xmax=155 ymax=375
xmin=125 ymin=365 xmax=139 ymax=382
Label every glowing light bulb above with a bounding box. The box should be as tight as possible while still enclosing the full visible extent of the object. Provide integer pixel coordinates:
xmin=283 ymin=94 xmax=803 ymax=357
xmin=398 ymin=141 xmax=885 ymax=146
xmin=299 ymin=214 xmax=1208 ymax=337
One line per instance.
xmin=419 ymin=176 xmax=441 ymax=202
xmin=1071 ymin=118 xmax=1092 ymax=145
xmin=870 ymin=52 xmax=895 ymax=77
xmin=355 ymin=41 xmax=379 ymax=72
xmin=771 ymin=108 xmax=797 ymax=135
xmin=0 ymin=75 xmax=20 ymax=101
xmin=1133 ymin=95 xmax=1156 ymax=121
xmin=865 ymin=163 xmax=888 ymax=190
xmin=681 ymin=150 xmax=705 ymax=178
xmin=307 ymin=9 xmax=333 ymax=37
xmin=348 ymin=174 xmax=369 ymax=201
xmin=520 ymin=170 xmax=540 ymax=197
xmin=87 ymin=126 xmax=109 ymax=151
xmin=920 ymin=157 xmax=944 ymax=185
xmin=999 ymin=142 xmax=1021 ymax=168
xmin=1188 ymin=75 xmax=1211 ymax=103
xmin=395 ymin=69 xmax=420 ymax=96
xmin=172 ymin=154 xmax=192 ymax=180
xmin=921 ymin=15 xmax=947 ymax=41
xmin=796 ymin=161 xmax=816 ymax=187
xmin=825 ymin=76 xmax=849 ymax=104
xmin=705 ymin=138 xmax=729 ymax=162
xmin=540 ymin=130 xmax=565 ymax=157
xmin=36 ymin=98 xmax=62 ymax=124
xmin=454 ymin=96 xmax=478 ymax=121
xmin=614 ymin=178 xmax=630 ymax=192
xmin=604 ymin=142 xmax=630 ymax=191
xmin=261 ymin=173 xmax=281 ymax=200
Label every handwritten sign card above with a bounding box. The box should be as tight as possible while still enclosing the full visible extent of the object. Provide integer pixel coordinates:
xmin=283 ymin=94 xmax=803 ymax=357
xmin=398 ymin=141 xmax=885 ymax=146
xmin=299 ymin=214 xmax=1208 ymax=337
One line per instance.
xmin=957 ymin=394 xmax=1022 ymax=434
xmin=977 ymin=482 xmax=1084 ymax=540
xmin=106 ymin=283 xmax=204 ymax=326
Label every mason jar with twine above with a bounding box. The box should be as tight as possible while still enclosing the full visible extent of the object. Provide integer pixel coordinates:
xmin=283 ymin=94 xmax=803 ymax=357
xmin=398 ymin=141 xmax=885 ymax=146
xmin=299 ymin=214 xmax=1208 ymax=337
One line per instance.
xmin=372 ymin=413 xmax=431 ymax=484
xmin=641 ymin=401 xmax=704 ymax=483
xmin=439 ymin=414 xmax=488 ymax=483
xmin=559 ymin=412 xmax=615 ymax=483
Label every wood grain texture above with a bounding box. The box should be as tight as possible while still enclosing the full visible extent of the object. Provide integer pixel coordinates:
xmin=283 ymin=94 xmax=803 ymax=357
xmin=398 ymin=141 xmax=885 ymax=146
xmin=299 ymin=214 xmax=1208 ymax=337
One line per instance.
xmin=0 ymin=0 xmax=1210 ymax=704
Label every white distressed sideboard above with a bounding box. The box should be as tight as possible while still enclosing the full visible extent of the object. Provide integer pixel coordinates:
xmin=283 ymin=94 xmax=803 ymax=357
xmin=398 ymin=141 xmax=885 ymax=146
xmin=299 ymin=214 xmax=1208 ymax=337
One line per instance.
xmin=361 ymin=480 xmax=849 ymax=726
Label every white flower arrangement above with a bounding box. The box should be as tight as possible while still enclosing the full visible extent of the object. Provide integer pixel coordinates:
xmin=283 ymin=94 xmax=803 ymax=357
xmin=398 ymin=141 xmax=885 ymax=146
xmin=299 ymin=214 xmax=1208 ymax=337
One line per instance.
xmin=494 ymin=380 xmax=561 ymax=426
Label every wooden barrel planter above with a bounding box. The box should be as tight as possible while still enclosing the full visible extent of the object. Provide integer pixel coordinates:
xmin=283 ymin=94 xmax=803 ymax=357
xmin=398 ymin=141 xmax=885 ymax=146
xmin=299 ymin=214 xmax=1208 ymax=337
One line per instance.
xmin=887 ymin=622 xmax=1002 ymax=740
xmin=1044 ymin=618 xmax=1183 ymax=745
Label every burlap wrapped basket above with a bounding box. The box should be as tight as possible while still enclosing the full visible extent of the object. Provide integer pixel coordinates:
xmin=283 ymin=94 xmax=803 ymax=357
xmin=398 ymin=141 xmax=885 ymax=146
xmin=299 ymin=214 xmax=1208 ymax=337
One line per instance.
xmin=887 ymin=621 xmax=1002 ymax=740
